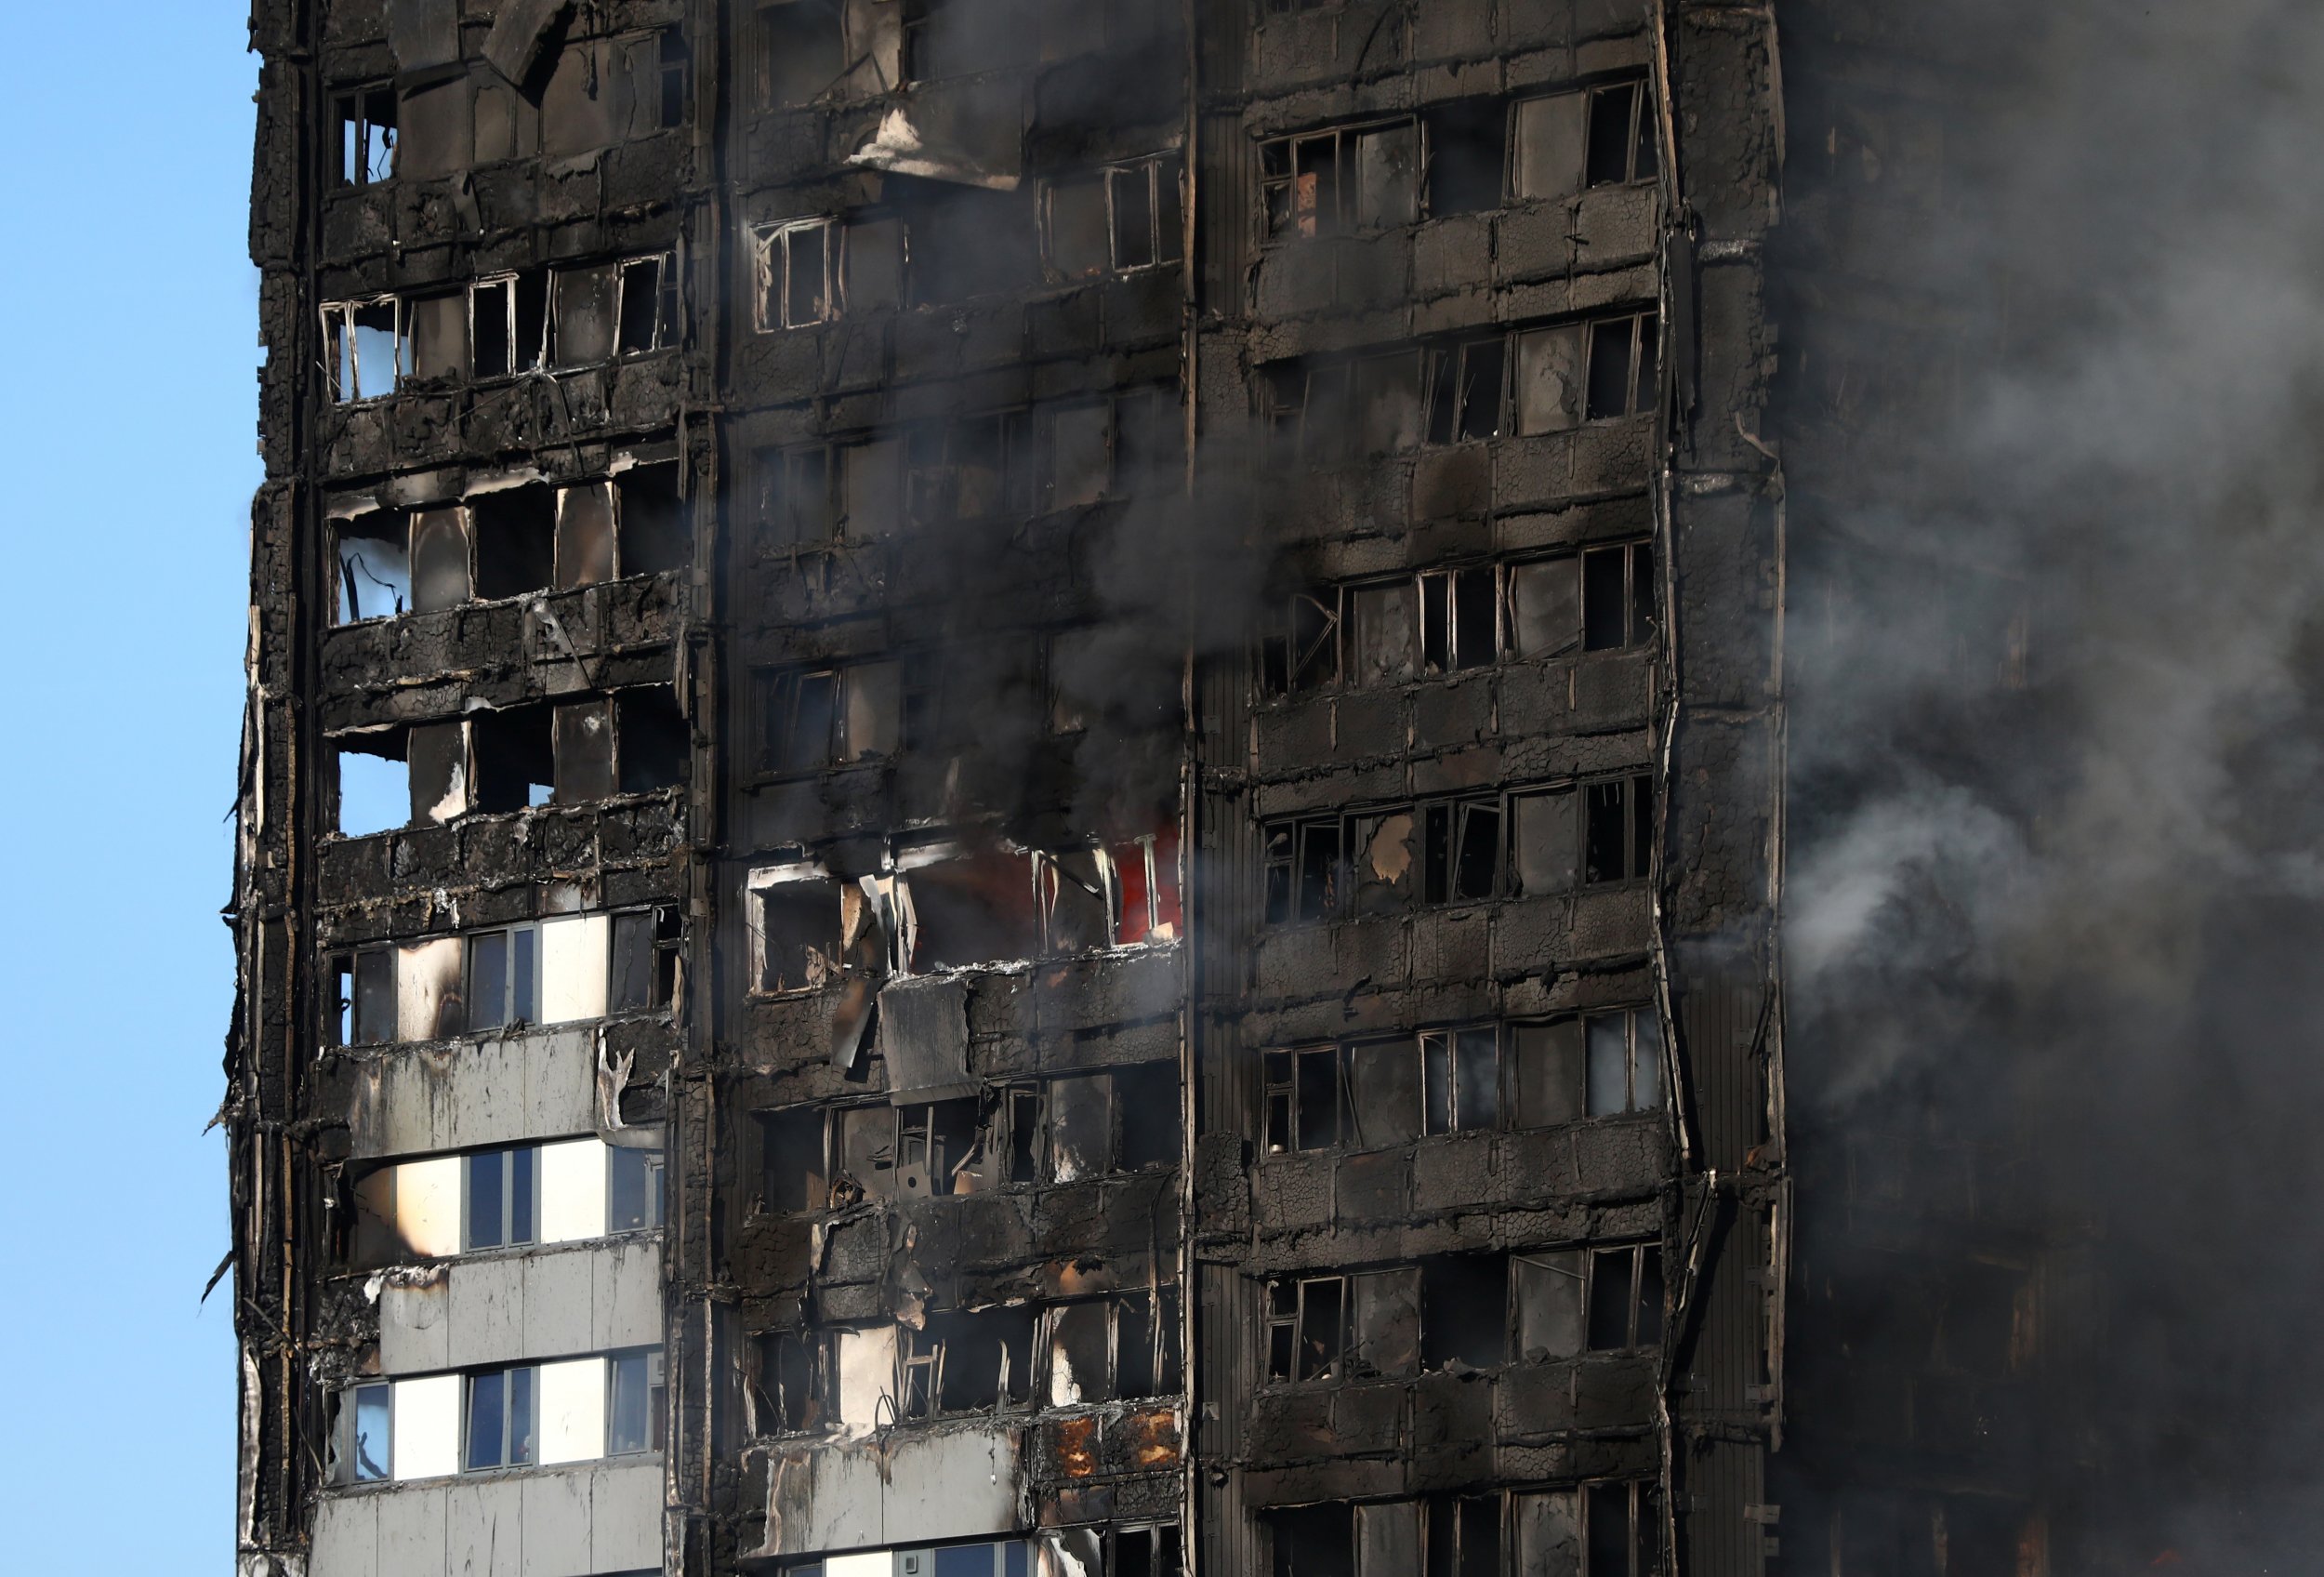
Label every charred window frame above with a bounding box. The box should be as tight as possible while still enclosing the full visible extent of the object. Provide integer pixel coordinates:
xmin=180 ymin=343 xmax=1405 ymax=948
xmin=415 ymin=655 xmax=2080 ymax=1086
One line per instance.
xmin=1043 ymin=1289 xmax=1184 ymax=1406
xmin=1503 ymin=542 xmax=1657 ymax=659
xmin=336 ymin=84 xmax=398 ymax=186
xmin=1581 ymin=1008 xmax=1665 ymax=1118
xmin=752 ymin=218 xmax=840 ymax=330
xmin=1582 ymin=773 xmax=1654 ymax=886
xmin=752 ymin=443 xmax=841 ymax=548
xmin=1258 ymin=590 xmax=1342 ymax=696
xmin=614 ymin=255 xmax=679 ymax=356
xmin=905 ymin=412 xmax=1034 ymax=524
xmin=752 ymin=1329 xmax=834 ymax=1435
xmin=1266 ymin=1275 xmax=1350 ymax=1382
xmin=756 ymin=1 xmax=848 ymax=108
xmin=469 ymin=271 xmax=550 ymax=379
xmin=649 ymin=27 xmax=690 ymax=128
xmin=1259 ymin=116 xmax=1422 ymax=240
xmin=1109 ymin=1525 xmax=1186 ymax=1577
xmin=1267 ymin=1488 xmax=1660 ymax=1577
xmin=1041 ymin=154 xmax=1185 ymax=279
xmin=1584 ymin=78 xmax=1661 ymax=188
xmin=901 ymin=1305 xmax=1038 ymax=1420
xmin=1585 ymin=311 xmax=1660 ymax=421
xmin=323 ymin=297 xmax=406 ymax=403
xmin=1263 ymin=1045 xmax=1352 ymax=1154
xmin=1263 ymin=332 xmax=1510 ymax=465
xmin=757 ymin=660 xmax=904 ymax=774
xmin=1586 ymin=1244 xmax=1666 ymax=1352
xmin=1262 ymin=812 xmax=1345 ymax=924
xmin=746 ymin=867 xmax=848 ymax=996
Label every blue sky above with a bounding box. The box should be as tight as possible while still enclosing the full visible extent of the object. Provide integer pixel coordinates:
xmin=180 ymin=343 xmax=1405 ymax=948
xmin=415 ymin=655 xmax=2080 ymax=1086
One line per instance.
xmin=0 ymin=7 xmax=257 ymax=1566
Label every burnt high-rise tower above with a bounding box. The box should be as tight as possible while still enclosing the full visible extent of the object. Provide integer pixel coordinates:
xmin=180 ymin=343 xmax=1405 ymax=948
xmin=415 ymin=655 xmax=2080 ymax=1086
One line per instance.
xmin=230 ymin=4 xmax=2081 ymax=1576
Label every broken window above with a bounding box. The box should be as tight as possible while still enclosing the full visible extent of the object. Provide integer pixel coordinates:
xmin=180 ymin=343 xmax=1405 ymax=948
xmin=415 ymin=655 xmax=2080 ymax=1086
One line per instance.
xmin=1261 ymin=118 xmax=1420 ymax=239
xmin=336 ymin=85 xmax=397 ymax=186
xmin=1266 ymin=1275 xmax=1348 ymax=1382
xmin=463 ymin=1365 xmax=536 ymax=1470
xmin=616 ymin=256 xmax=677 ymax=355
xmin=902 ymin=842 xmax=1040 ymax=967
xmin=1265 ymin=1046 xmax=1344 ymax=1154
xmin=334 ymin=510 xmax=411 ymax=622
xmin=1419 ymin=565 xmax=1500 ymax=674
xmin=608 ymin=907 xmax=680 ymax=1014
xmin=1511 ymin=1252 xmax=1588 ymax=1360
xmin=553 ymin=698 xmax=616 ymax=802
xmin=407 ymin=507 xmax=471 ymax=613
xmin=759 ymin=661 xmax=900 ymax=771
xmin=1267 ymin=1505 xmax=1353 ymax=1577
xmin=1583 ymin=774 xmax=1654 ymax=885
xmin=843 ymin=216 xmax=905 ymax=311
xmin=757 ymin=1 xmax=846 ymax=108
xmin=1258 ymin=590 xmax=1342 ymax=695
xmin=552 ymin=483 xmax=616 ymax=589
xmin=1042 ymin=155 xmax=1184 ymax=278
xmin=1510 ymin=1020 xmax=1584 ymax=1129
xmin=906 ymin=412 xmax=1033 ymax=523
xmin=1046 ymin=404 xmax=1113 ymax=508
xmin=1262 ymin=814 xmax=1343 ymax=924
xmin=750 ymin=872 xmax=844 ymax=993
xmin=405 ymin=291 xmax=467 ymax=381
xmin=905 ymin=183 xmax=1038 ymax=304
xmin=324 ymin=298 xmax=403 ymax=403
xmin=755 ymin=444 xmax=838 ymax=547
xmin=1421 ymin=1026 xmax=1501 ymax=1133
xmin=759 ymin=1107 xmax=830 ymax=1213
xmin=1581 ymin=541 xmax=1657 ymax=652
xmin=1353 ymin=351 xmax=1427 ymax=454
xmin=1046 ymin=1289 xmax=1182 ymax=1404
xmin=1511 ymin=788 xmax=1578 ymax=896
xmin=552 ymin=263 xmax=619 ymax=367
xmin=1585 ymin=79 xmax=1661 ymax=189
xmin=1505 ymin=556 xmax=1582 ymax=658
xmin=606 ymin=1348 xmax=667 ymax=1454
xmin=1423 ymin=334 xmax=1509 ymax=444
xmin=1586 ymin=311 xmax=1660 ymax=421
xmin=753 ymin=1329 xmax=832 ymax=1433
xmin=1421 ymin=1255 xmax=1509 ymax=1371
xmin=1513 ymin=323 xmax=1587 ymax=434
xmin=906 ymin=1305 xmax=1037 ymax=1417
xmin=1037 ymin=848 xmax=1112 ymax=950
xmin=1511 ymin=91 xmax=1589 ymax=203
xmin=1263 ymin=362 xmax=1353 ymax=465
xmin=469 ymin=270 xmax=548 ymax=378
xmin=1587 ymin=1244 xmax=1666 ymax=1351
xmin=1422 ymin=796 xmax=1502 ymax=904
xmin=615 ymin=463 xmax=689 ymax=575
xmin=1427 ymin=97 xmax=1508 ymax=215
xmin=1113 ymin=1525 xmax=1185 ymax=1577
xmin=1110 ymin=831 xmax=1182 ymax=945
xmin=755 ymin=219 xmax=838 ymax=329
xmin=334 ymin=733 xmax=411 ymax=837
xmin=1584 ymin=1008 xmax=1665 ymax=1118
xmin=902 ymin=0 xmax=1026 ymax=81
xmin=1425 ymin=1494 xmax=1503 ymax=1577
xmin=841 ymin=437 xmax=905 ymax=537
xmin=1581 ymin=1482 xmax=1666 ymax=1577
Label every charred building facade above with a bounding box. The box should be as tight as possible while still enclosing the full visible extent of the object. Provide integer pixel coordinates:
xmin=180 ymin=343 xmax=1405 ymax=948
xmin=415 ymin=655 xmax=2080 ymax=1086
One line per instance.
xmin=229 ymin=4 xmax=2052 ymax=1576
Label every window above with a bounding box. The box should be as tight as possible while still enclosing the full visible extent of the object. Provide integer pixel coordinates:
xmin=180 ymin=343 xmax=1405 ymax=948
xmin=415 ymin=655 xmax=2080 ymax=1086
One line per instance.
xmin=749 ymin=870 xmax=848 ymax=993
xmin=469 ymin=271 xmax=549 ymax=378
xmin=463 ymin=1365 xmax=537 ymax=1471
xmin=1427 ymin=97 xmax=1508 ymax=216
xmin=1266 ymin=1275 xmax=1348 ymax=1382
xmin=1586 ymin=1244 xmax=1665 ymax=1351
xmin=323 ymin=298 xmax=403 ymax=403
xmin=754 ymin=219 xmax=838 ymax=329
xmin=1041 ymin=388 xmax=1181 ymax=510
xmin=1044 ymin=1290 xmax=1183 ymax=1405
xmin=754 ymin=444 xmax=838 ymax=547
xmin=759 ymin=660 xmax=903 ymax=772
xmin=1583 ymin=1009 xmax=1665 ymax=1118
xmin=616 ymin=256 xmax=678 ymax=355
xmin=906 ymin=413 xmax=1033 ymax=523
xmin=757 ymin=1 xmax=846 ymax=107
xmin=1511 ymin=310 xmax=1657 ymax=434
xmin=607 ymin=1349 xmax=667 ymax=1454
xmin=1270 ymin=1490 xmax=1660 ymax=1577
xmin=337 ymin=86 xmax=397 ymax=186
xmin=1042 ymin=155 xmax=1184 ymax=278
xmin=347 ymin=1382 xmax=392 ymax=1481
xmin=753 ymin=1329 xmax=833 ymax=1432
xmin=465 ymin=1146 xmax=538 ymax=1250
xmin=1423 ymin=334 xmax=1510 ymax=444
xmin=1586 ymin=311 xmax=1659 ymax=421
xmin=1265 ymin=791 xmax=1507 ymax=923
xmin=1585 ymin=80 xmax=1660 ymax=189
xmin=1504 ymin=542 xmax=1657 ymax=659
xmin=1583 ymin=773 xmax=1654 ymax=885
xmin=1264 ymin=332 xmax=1515 ymax=464
xmin=784 ymin=1540 xmax=1040 ymax=1577
xmin=1261 ymin=119 xmax=1421 ymax=238
xmin=1259 ymin=590 xmax=1343 ymax=696
xmin=901 ymin=1305 xmax=1039 ymax=1418
xmin=327 ymin=909 xmax=676 ymax=1047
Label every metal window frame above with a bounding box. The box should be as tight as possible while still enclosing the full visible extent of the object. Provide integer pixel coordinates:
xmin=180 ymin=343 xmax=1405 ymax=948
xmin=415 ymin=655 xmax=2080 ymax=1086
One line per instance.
xmin=461 ymin=1143 xmax=542 ymax=1252
xmin=335 ymin=83 xmax=397 ymax=187
xmin=1264 ymin=1273 xmax=1351 ymax=1383
xmin=1257 ymin=114 xmax=1422 ymax=241
xmin=461 ymin=1361 xmax=539 ymax=1472
xmin=753 ymin=218 xmax=841 ymax=332
xmin=604 ymin=1346 xmax=667 ymax=1455
xmin=321 ymin=296 xmax=407 ymax=404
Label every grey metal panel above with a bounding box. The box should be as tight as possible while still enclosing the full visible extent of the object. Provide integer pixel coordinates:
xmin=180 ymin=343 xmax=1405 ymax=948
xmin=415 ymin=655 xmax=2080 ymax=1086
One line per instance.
xmin=522 ymin=1247 xmax=599 ymax=1359
xmin=522 ymin=1467 xmax=593 ymax=1577
xmin=310 ymin=1492 xmax=379 ymax=1577
xmin=759 ymin=1425 xmax=1016 ymax=1557
xmin=591 ymin=1238 xmax=664 ymax=1351
xmin=375 ymin=1480 xmax=450 ymax=1573
xmin=350 ymin=1029 xmax=597 ymax=1160
xmin=589 ymin=1461 xmax=666 ymax=1571
xmin=380 ymin=1275 xmax=453 ymax=1374
xmin=449 ymin=1254 xmax=526 ymax=1371
xmin=445 ymin=1477 xmax=523 ymax=1577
